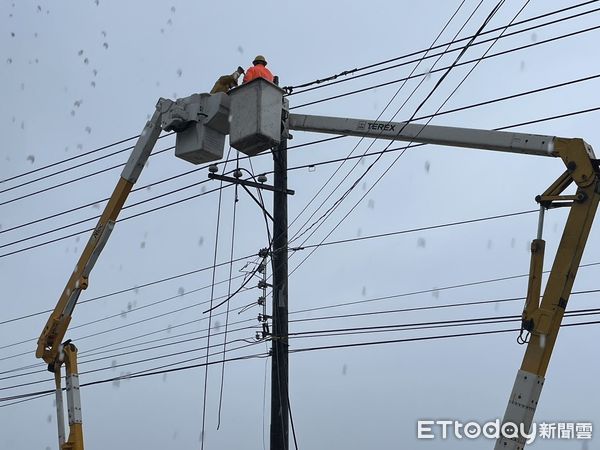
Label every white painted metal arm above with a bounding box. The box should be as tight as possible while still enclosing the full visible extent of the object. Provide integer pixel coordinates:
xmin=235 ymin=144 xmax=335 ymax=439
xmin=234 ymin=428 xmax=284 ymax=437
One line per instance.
xmin=288 ymin=113 xmax=557 ymax=157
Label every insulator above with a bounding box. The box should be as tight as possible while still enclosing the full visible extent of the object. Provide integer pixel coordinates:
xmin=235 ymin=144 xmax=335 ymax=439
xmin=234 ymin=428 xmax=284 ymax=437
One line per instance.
xmin=258 ymin=174 xmax=267 ymax=183
xmin=233 ymin=169 xmax=242 ymax=178
xmin=208 ymin=164 xmax=218 ymax=173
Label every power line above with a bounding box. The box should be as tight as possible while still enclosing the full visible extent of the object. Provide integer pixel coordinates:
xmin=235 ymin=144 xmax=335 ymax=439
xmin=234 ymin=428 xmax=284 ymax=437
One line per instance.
xmin=2 ymin=1 xmax=590 ymax=191
xmin=0 ymin=134 xmax=140 ymax=185
xmin=0 ymin=321 xmax=258 ymax=386
xmin=3 ymin=318 xmax=600 ymax=407
xmin=288 ymin=0 xmax=484 ymax=245
xmin=0 ymin=135 xmax=341 ymax=236
xmin=2 ymin=3 xmax=594 ymax=210
xmin=0 ymin=206 xmax=539 ymax=341
xmin=287 ymin=0 xmax=520 ymax=272
xmin=4 ymin=77 xmax=599 ymax=251
xmin=291 ymin=23 xmax=600 ymax=110
xmin=0 ymin=133 xmax=171 ymax=195
xmin=5 ymin=68 xmax=598 ymax=239
xmin=0 ymin=344 xmax=268 ymax=404
xmin=287 ymin=1 xmax=600 ymax=96
xmin=0 ymin=145 xmax=174 ymax=207
xmin=1 ymin=202 xmax=597 ymax=343
xmin=4 ymin=285 xmax=600 ymax=385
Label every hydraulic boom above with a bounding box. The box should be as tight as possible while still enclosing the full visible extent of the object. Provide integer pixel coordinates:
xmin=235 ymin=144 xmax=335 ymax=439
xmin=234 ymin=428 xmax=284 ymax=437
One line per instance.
xmin=285 ymin=110 xmax=600 ymax=449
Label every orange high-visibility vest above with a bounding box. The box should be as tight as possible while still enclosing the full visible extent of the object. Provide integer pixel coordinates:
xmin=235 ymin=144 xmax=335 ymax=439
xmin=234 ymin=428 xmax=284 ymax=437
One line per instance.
xmin=243 ymin=64 xmax=274 ymax=83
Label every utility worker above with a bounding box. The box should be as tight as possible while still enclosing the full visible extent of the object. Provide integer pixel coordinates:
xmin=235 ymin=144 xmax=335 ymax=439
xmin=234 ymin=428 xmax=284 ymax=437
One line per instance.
xmin=210 ymin=66 xmax=245 ymax=94
xmin=243 ymin=55 xmax=274 ymax=84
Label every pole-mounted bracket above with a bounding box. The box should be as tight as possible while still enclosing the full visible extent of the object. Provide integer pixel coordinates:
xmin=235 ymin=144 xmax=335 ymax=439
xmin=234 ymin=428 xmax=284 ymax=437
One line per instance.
xmin=208 ymin=173 xmax=295 ymax=195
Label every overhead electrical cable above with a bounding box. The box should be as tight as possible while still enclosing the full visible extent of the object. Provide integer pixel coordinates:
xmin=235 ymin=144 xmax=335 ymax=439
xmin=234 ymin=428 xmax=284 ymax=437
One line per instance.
xmin=283 ymin=0 xmax=599 ymax=93
xmin=291 ymin=23 xmax=600 ymax=110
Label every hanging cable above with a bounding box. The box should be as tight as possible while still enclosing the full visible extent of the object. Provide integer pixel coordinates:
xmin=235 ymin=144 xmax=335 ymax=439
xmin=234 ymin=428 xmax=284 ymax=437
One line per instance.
xmin=217 ymin=150 xmax=240 ymax=429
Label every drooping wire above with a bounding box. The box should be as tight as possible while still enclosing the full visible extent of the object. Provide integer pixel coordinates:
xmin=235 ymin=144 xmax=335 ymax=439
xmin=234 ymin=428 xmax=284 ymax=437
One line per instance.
xmin=217 ymin=150 xmax=240 ymax=429
xmin=201 ymin=147 xmax=232 ymax=449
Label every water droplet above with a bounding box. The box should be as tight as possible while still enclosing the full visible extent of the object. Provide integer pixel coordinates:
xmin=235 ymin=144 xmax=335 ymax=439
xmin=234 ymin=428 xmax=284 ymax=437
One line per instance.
xmin=417 ymin=237 xmax=426 ymax=248
xmin=47 ymin=414 xmax=52 ymax=423
xmin=356 ymin=228 xmax=362 ymax=237
xmin=178 ymin=287 xmax=185 ymax=296
xmin=431 ymin=289 xmax=439 ymax=299
xmin=531 ymin=32 xmax=537 ymax=43
xmin=361 ymin=286 xmax=366 ymax=296
xmin=78 ymin=50 xmax=84 ymax=56
xmin=176 ymin=68 xmax=182 ymax=77
xmin=171 ymin=6 xmax=176 ymax=13
xmin=90 ymin=81 xmax=96 ymax=88
xmin=26 ymin=155 xmax=35 ymax=164
xmin=510 ymin=237 xmax=516 ymax=248
xmin=103 ymin=42 xmax=108 ymax=49
xmin=367 ymin=199 xmax=375 ymax=209
xmin=487 ymin=239 xmax=493 ymax=250
xmin=198 ymin=237 xmax=204 ymax=246
xmin=213 ymin=320 xmax=221 ymax=332
xmin=85 ymin=126 xmax=92 ymax=134
xmin=237 ymin=45 xmax=244 ymax=54
xmin=342 ymin=364 xmax=347 ymax=375
xmin=140 ymin=241 xmax=146 ymax=249
xmin=424 ymin=160 xmax=430 ymax=173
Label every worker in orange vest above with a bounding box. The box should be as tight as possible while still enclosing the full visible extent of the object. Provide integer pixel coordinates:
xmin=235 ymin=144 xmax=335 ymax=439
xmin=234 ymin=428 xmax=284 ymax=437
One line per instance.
xmin=243 ymin=55 xmax=274 ymax=84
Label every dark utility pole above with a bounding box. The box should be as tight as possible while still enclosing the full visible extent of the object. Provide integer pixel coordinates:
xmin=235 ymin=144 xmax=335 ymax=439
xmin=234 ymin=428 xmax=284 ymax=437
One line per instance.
xmin=270 ymin=108 xmax=289 ymax=450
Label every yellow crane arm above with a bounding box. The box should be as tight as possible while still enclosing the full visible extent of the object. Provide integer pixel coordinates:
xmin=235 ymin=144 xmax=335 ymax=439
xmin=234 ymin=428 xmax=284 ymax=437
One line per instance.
xmin=36 ymin=105 xmax=163 ymax=365
xmin=36 ymin=104 xmax=164 ymax=450
xmin=494 ymin=139 xmax=600 ymax=449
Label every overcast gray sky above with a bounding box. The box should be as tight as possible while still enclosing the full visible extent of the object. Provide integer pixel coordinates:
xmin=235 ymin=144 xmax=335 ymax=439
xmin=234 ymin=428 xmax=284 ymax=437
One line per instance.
xmin=1 ymin=1 xmax=600 ymax=449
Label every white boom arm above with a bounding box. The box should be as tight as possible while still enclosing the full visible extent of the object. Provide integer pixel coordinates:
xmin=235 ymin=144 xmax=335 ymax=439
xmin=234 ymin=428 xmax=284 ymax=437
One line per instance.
xmin=288 ymin=113 xmax=560 ymax=157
